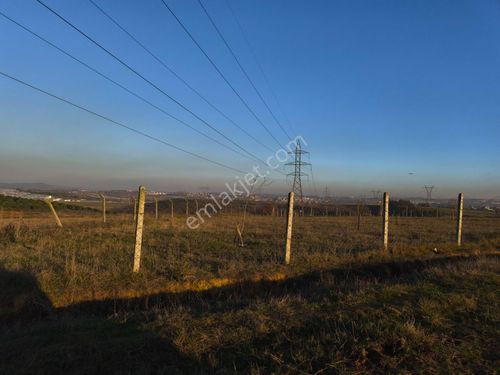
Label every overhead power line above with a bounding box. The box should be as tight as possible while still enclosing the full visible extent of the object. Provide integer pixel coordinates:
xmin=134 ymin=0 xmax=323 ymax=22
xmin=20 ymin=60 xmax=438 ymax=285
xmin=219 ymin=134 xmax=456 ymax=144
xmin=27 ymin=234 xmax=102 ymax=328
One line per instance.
xmin=0 ymin=10 xmax=257 ymax=164
xmin=0 ymin=70 xmax=246 ymax=174
xmin=159 ymin=0 xmax=285 ymax=149
xmin=87 ymin=0 xmax=274 ymax=153
xmin=196 ymin=0 xmax=291 ymax=140
xmin=35 ymin=0 xmax=271 ymax=169
xmin=225 ymin=0 xmax=295 ymax=135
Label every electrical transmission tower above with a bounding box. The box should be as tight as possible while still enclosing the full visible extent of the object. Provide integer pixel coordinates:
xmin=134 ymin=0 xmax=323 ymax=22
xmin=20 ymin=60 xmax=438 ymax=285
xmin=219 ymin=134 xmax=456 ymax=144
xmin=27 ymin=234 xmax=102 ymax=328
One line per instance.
xmin=424 ymin=185 xmax=435 ymax=203
xmin=286 ymin=139 xmax=310 ymax=205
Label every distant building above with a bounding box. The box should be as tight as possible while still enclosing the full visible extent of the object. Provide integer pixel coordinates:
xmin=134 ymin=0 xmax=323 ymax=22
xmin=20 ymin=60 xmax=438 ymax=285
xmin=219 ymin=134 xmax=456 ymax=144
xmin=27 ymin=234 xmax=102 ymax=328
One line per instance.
xmin=0 ymin=188 xmax=50 ymax=201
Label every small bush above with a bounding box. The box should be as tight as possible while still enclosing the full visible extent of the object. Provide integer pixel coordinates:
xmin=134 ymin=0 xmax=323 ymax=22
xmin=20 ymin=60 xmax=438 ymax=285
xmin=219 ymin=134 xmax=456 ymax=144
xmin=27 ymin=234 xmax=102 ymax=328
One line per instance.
xmin=1 ymin=223 xmax=29 ymax=243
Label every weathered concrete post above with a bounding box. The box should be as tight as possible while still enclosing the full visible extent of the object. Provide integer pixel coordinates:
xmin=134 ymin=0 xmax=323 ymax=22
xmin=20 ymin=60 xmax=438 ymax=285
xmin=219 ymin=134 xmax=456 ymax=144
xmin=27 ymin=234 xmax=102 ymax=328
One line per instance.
xmin=99 ymin=193 xmax=106 ymax=223
xmin=44 ymin=198 xmax=63 ymax=228
xmin=169 ymin=199 xmax=174 ymax=218
xmin=357 ymin=204 xmax=361 ymax=231
xmin=185 ymin=197 xmax=189 ymax=217
xmin=382 ymin=192 xmax=389 ymax=250
xmin=154 ymin=196 xmax=158 ymax=220
xmin=284 ymin=192 xmax=294 ymax=265
xmin=132 ymin=197 xmax=137 ymax=222
xmin=133 ymin=186 xmax=146 ymax=273
xmin=456 ymin=193 xmax=464 ymax=246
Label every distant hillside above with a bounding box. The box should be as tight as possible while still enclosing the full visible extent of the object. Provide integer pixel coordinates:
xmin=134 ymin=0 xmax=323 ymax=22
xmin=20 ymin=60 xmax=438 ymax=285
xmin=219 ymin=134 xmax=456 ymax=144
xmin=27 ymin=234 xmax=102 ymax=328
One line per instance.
xmin=0 ymin=182 xmax=76 ymax=191
xmin=0 ymin=195 xmax=96 ymax=212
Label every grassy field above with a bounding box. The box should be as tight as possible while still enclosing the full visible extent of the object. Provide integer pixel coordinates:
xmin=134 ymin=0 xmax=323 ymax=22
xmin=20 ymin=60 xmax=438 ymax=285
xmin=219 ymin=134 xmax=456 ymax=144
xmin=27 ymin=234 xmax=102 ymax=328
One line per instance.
xmin=0 ymin=207 xmax=499 ymax=373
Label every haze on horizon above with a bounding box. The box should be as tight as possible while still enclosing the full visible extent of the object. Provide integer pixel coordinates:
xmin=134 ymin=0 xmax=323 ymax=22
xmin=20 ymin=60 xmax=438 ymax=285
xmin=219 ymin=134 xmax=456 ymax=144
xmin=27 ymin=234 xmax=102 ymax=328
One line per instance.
xmin=1 ymin=0 xmax=499 ymax=199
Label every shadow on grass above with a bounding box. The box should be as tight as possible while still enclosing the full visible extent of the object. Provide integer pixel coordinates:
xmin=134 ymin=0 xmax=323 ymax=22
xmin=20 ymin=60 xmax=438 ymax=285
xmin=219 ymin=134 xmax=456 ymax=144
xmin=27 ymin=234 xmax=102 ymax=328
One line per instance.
xmin=0 ymin=269 xmax=52 ymax=324
xmin=0 ymin=269 xmax=204 ymax=374
xmin=1 ymin=253 xmax=498 ymax=374
xmin=65 ymin=253 xmax=499 ymax=317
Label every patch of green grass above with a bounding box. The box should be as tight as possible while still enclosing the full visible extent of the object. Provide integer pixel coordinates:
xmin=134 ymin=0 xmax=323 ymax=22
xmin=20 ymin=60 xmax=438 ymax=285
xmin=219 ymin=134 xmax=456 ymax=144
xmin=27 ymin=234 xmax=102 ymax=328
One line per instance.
xmin=0 ymin=195 xmax=97 ymax=212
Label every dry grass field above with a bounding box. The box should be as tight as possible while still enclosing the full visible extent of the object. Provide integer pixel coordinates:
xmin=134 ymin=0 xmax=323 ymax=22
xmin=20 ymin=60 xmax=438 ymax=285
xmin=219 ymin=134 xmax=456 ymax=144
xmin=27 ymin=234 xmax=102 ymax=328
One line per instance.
xmin=1 ymin=205 xmax=499 ymax=374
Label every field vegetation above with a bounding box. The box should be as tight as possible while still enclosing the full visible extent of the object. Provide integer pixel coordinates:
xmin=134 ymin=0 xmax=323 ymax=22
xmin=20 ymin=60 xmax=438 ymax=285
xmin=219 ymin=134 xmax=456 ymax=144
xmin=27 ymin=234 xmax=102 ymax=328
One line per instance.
xmin=0 ymin=200 xmax=498 ymax=373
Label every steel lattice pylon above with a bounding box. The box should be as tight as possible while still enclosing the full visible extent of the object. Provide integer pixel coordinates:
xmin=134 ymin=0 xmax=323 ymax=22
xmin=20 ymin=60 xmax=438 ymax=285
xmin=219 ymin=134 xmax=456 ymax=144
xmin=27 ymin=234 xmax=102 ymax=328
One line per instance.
xmin=285 ymin=139 xmax=310 ymax=205
xmin=424 ymin=185 xmax=435 ymax=202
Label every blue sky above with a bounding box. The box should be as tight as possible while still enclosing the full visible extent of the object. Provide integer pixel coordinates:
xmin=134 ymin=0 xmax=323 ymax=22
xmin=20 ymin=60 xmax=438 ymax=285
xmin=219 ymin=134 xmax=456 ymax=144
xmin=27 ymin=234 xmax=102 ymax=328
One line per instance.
xmin=1 ymin=0 xmax=499 ymax=198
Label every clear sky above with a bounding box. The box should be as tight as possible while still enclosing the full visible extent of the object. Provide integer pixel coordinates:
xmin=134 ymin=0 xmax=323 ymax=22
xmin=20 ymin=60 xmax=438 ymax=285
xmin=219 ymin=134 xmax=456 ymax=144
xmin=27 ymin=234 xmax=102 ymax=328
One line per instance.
xmin=1 ymin=0 xmax=499 ymax=198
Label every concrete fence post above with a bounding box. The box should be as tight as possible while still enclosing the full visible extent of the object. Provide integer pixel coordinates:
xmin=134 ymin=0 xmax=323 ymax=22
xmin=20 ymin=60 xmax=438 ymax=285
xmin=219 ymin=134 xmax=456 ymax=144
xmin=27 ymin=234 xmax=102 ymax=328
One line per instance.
xmin=456 ymin=193 xmax=464 ymax=246
xmin=284 ymin=192 xmax=294 ymax=265
xmin=154 ymin=196 xmax=158 ymax=220
xmin=44 ymin=198 xmax=63 ymax=228
xmin=357 ymin=204 xmax=361 ymax=231
xmin=132 ymin=197 xmax=137 ymax=222
xmin=382 ymin=192 xmax=389 ymax=250
xmin=169 ymin=199 xmax=174 ymax=219
xmin=99 ymin=193 xmax=106 ymax=223
xmin=133 ymin=186 xmax=146 ymax=273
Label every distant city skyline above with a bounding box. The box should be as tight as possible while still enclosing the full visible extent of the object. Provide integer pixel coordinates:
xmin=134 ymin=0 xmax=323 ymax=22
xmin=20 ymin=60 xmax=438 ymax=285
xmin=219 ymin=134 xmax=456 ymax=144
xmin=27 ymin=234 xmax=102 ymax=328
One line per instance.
xmin=1 ymin=1 xmax=499 ymax=199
